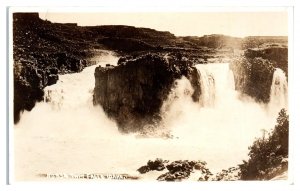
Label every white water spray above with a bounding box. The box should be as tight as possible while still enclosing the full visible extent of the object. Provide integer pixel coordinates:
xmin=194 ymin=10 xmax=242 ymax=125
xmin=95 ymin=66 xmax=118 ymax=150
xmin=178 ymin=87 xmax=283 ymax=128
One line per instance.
xmin=14 ymin=60 xmax=278 ymax=181
xmin=196 ymin=63 xmax=236 ymax=107
xmin=196 ymin=65 xmax=215 ymax=107
xmin=162 ymin=63 xmax=276 ymax=173
xmin=269 ymin=68 xmax=288 ymax=114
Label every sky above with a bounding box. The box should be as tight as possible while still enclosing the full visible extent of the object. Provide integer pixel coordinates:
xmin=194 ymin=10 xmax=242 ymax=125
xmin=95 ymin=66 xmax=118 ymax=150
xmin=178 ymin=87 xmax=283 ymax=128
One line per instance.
xmin=39 ymin=12 xmax=288 ymax=37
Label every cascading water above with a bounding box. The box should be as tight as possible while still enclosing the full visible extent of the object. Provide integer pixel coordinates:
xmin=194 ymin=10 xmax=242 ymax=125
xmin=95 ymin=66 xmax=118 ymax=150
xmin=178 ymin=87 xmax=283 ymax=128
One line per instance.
xmin=161 ymin=63 xmax=276 ymax=175
xmin=269 ymin=68 xmax=288 ymax=114
xmin=44 ymin=51 xmax=120 ymax=110
xmin=195 ymin=63 xmax=236 ymax=107
xmin=195 ymin=65 xmax=215 ymax=107
xmin=14 ymin=60 xmax=278 ymax=181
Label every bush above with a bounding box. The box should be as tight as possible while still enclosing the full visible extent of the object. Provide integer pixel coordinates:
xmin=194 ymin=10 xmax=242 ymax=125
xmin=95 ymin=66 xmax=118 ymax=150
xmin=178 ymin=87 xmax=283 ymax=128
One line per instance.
xmin=239 ymin=109 xmax=289 ymax=180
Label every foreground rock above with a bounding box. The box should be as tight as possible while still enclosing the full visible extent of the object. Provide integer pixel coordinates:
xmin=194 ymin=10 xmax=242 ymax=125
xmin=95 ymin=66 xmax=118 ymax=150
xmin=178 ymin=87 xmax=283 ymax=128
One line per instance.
xmin=211 ymin=167 xmax=241 ymax=181
xmin=137 ymin=158 xmax=288 ymax=181
xmin=137 ymin=159 xmax=212 ymax=181
xmin=157 ymin=160 xmax=210 ymax=181
xmin=137 ymin=158 xmax=168 ymax=174
xmin=93 ymin=53 xmax=200 ymax=132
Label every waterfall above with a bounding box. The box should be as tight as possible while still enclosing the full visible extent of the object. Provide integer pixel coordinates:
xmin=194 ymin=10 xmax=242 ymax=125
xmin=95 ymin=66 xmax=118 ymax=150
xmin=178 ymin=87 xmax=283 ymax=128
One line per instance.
xmin=195 ymin=63 xmax=236 ymax=108
xmin=44 ymin=51 xmax=119 ymax=110
xmin=15 ymin=61 xmax=277 ymax=181
xmin=228 ymin=69 xmax=235 ymax=91
xmin=195 ymin=65 xmax=215 ymax=107
xmin=269 ymin=68 xmax=288 ymax=113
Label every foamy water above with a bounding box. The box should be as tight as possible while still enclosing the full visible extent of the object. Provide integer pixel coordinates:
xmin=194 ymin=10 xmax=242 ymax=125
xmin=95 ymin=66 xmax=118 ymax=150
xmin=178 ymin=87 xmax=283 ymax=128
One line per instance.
xmin=14 ymin=55 xmax=285 ymax=181
xmin=269 ymin=68 xmax=288 ymax=115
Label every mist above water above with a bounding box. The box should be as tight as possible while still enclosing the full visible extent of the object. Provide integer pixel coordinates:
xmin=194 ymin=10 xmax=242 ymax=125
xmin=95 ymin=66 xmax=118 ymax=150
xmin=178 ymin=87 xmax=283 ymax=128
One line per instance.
xmin=14 ymin=54 xmax=287 ymax=181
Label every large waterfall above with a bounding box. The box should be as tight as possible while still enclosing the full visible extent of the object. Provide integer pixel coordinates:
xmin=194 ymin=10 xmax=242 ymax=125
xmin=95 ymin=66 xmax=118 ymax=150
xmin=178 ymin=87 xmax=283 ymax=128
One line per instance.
xmin=269 ymin=68 xmax=288 ymax=114
xmin=196 ymin=64 xmax=236 ymax=107
xmin=14 ymin=59 xmax=279 ymax=181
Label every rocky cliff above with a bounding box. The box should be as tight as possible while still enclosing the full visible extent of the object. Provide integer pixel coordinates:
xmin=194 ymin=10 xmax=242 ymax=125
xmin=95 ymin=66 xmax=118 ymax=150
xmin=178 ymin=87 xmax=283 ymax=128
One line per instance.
xmin=13 ymin=13 xmax=95 ymax=123
xmin=230 ymin=46 xmax=288 ymax=103
xmin=93 ymin=53 xmax=200 ymax=132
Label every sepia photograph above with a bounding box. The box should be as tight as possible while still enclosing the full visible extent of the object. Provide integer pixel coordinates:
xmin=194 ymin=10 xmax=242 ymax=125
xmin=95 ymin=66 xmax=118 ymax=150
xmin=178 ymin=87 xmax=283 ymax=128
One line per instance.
xmin=11 ymin=8 xmax=290 ymax=183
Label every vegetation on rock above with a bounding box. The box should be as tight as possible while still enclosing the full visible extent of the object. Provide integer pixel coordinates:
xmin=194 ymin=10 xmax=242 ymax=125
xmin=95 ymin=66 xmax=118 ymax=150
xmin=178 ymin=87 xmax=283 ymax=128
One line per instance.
xmin=239 ymin=109 xmax=289 ymax=180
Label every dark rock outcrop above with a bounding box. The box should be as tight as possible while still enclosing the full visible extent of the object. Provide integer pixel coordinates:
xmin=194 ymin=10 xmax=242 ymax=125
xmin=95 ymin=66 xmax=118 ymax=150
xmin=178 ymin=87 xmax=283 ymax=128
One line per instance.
xmin=230 ymin=46 xmax=287 ymax=103
xmin=13 ymin=13 xmax=95 ymax=123
xmin=244 ymin=47 xmax=288 ymax=75
xmin=13 ymin=60 xmax=60 ymax=123
xmin=137 ymin=159 xmax=212 ymax=181
xmin=211 ymin=167 xmax=241 ymax=181
xmin=157 ymin=160 xmax=211 ymax=181
xmin=14 ymin=61 xmax=44 ymax=123
xmin=93 ymin=53 xmax=200 ymax=132
xmin=137 ymin=158 xmax=168 ymax=174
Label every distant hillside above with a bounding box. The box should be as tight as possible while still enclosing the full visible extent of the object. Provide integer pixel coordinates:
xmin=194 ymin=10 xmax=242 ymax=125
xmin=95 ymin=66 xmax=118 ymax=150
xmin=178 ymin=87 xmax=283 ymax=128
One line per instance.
xmin=242 ymin=36 xmax=288 ymax=49
xmin=181 ymin=34 xmax=287 ymax=50
xmin=182 ymin=34 xmax=243 ymax=49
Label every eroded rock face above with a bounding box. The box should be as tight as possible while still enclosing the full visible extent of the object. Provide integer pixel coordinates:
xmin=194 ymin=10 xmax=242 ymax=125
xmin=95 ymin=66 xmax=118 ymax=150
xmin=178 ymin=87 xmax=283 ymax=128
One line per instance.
xmin=245 ymin=47 xmax=288 ymax=75
xmin=13 ymin=60 xmax=60 ymax=123
xmin=13 ymin=13 xmax=92 ymax=123
xmin=93 ymin=53 xmax=200 ymax=132
xmin=229 ymin=47 xmax=288 ymax=103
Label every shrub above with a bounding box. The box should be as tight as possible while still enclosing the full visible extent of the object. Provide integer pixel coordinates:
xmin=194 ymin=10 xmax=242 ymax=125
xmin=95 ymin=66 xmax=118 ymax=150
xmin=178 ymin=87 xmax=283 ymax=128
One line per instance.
xmin=239 ymin=109 xmax=289 ymax=180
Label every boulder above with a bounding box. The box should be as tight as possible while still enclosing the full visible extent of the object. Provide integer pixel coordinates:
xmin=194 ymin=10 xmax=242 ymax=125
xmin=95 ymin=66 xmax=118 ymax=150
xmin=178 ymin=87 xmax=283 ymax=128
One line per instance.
xmin=157 ymin=171 xmax=189 ymax=181
xmin=137 ymin=158 xmax=168 ymax=174
xmin=211 ymin=166 xmax=241 ymax=181
xmin=156 ymin=160 xmax=211 ymax=181
xmin=147 ymin=158 xmax=166 ymax=171
xmin=166 ymin=160 xmax=194 ymax=174
xmin=137 ymin=166 xmax=150 ymax=174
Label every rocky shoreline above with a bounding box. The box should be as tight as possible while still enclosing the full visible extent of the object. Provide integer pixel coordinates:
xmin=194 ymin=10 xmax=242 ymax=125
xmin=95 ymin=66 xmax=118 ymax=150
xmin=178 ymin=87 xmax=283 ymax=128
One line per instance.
xmin=136 ymin=156 xmax=287 ymax=181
